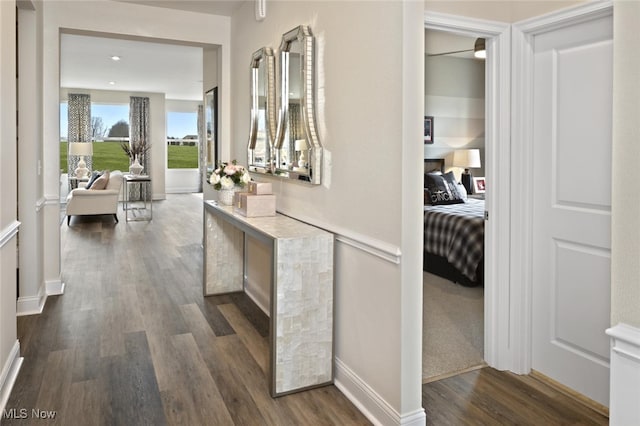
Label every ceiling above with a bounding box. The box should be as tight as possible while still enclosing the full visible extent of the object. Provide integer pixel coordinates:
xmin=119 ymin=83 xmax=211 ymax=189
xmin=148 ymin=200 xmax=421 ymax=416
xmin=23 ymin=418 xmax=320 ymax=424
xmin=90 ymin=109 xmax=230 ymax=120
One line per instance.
xmin=60 ymin=33 xmax=204 ymax=101
xmin=61 ymin=1 xmax=247 ymax=101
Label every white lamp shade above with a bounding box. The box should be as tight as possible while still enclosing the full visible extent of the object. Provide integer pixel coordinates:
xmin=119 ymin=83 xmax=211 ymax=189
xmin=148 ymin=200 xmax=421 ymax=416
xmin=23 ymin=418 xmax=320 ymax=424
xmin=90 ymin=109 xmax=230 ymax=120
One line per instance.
xmin=453 ymin=149 xmax=481 ymax=169
xmin=69 ymin=142 xmax=93 ymax=156
xmin=294 ymin=139 xmax=308 ymax=151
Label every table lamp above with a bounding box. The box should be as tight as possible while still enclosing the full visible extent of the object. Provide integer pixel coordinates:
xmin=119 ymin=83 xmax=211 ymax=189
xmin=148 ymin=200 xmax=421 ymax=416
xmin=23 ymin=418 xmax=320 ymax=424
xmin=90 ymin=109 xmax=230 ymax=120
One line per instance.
xmin=453 ymin=149 xmax=481 ymax=194
xmin=69 ymin=142 xmax=93 ymax=178
xmin=294 ymin=139 xmax=308 ymax=168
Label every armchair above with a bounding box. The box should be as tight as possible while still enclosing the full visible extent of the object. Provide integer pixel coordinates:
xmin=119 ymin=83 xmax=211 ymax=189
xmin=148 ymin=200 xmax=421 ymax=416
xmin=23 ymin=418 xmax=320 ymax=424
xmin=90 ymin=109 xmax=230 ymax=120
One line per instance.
xmin=66 ymin=170 xmax=124 ymax=225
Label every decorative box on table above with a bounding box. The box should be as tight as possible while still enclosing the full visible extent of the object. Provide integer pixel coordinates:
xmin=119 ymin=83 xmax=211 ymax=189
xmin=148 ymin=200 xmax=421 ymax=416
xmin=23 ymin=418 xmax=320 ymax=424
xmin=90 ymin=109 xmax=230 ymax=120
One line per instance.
xmin=233 ymin=182 xmax=276 ymax=217
xmin=248 ymin=181 xmax=272 ymax=195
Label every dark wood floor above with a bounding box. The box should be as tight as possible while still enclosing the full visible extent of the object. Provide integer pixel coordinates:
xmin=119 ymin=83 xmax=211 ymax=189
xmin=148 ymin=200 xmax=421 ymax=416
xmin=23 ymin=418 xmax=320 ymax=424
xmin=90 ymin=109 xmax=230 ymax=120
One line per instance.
xmin=422 ymin=367 xmax=608 ymax=425
xmin=5 ymin=194 xmax=609 ymax=425
xmin=4 ymin=194 xmax=369 ymax=426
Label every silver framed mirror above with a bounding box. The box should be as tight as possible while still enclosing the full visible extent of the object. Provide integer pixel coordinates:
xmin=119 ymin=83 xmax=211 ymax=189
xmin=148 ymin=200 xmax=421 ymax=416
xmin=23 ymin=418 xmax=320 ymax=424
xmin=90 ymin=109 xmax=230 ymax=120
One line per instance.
xmin=248 ymin=47 xmax=276 ymax=174
xmin=274 ymin=25 xmax=322 ymax=184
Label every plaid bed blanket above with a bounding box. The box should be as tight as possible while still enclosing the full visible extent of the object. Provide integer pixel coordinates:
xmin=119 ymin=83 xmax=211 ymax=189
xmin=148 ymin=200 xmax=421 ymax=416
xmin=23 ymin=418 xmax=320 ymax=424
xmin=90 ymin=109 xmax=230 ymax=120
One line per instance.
xmin=423 ymin=198 xmax=485 ymax=281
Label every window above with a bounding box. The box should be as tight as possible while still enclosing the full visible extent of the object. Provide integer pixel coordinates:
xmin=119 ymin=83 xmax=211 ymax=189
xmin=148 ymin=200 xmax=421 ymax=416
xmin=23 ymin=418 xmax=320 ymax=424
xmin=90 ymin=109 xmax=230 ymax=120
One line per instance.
xmin=59 ymin=102 xmax=130 ymax=174
xmin=167 ymin=111 xmax=199 ymax=169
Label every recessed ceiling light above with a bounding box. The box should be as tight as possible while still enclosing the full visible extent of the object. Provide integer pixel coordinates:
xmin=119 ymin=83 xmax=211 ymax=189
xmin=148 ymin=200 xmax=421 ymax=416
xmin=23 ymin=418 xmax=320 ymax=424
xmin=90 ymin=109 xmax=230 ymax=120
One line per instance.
xmin=110 ymin=55 xmax=121 ymax=61
xmin=109 ymin=81 xmax=116 ymax=85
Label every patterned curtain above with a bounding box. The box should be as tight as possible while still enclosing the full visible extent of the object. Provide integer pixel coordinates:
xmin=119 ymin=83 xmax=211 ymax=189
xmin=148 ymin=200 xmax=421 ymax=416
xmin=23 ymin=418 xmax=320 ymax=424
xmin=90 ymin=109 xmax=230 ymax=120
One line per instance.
xmin=67 ymin=94 xmax=92 ymax=175
xmin=197 ymin=104 xmax=204 ymax=192
xmin=287 ymin=103 xmax=302 ymax=166
xmin=129 ymin=96 xmax=150 ymax=173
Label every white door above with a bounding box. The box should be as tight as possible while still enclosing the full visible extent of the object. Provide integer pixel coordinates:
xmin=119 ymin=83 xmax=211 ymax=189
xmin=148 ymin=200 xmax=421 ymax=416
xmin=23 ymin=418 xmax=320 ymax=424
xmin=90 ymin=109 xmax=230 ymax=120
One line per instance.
xmin=531 ymin=14 xmax=612 ymax=406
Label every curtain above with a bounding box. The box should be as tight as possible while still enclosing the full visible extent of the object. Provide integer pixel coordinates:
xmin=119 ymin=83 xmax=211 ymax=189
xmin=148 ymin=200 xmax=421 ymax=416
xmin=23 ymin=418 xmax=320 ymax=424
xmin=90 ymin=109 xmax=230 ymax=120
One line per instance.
xmin=129 ymin=96 xmax=150 ymax=201
xmin=67 ymin=93 xmax=92 ymax=175
xmin=197 ymin=104 xmax=204 ymax=192
xmin=287 ymin=103 xmax=302 ymax=166
xmin=129 ymin=96 xmax=150 ymax=173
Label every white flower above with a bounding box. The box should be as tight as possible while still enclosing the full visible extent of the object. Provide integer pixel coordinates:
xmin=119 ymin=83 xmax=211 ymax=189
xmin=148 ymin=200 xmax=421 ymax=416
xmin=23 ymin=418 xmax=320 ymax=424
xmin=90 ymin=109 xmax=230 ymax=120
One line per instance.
xmin=211 ymin=174 xmax=221 ymax=185
xmin=220 ymin=176 xmax=235 ymax=190
xmin=241 ymin=171 xmax=251 ymax=184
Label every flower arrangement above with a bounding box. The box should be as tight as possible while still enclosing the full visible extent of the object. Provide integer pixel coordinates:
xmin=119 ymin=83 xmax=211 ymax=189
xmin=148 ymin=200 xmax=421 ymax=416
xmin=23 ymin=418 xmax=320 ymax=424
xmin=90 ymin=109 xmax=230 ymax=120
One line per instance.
xmin=210 ymin=160 xmax=251 ymax=190
xmin=121 ymin=140 xmax=151 ymax=162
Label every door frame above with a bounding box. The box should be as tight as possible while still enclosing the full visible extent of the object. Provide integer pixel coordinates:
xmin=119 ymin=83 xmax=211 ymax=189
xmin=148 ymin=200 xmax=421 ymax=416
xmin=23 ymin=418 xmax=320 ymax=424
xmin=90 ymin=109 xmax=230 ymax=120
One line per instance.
xmin=511 ymin=0 xmax=613 ymax=374
xmin=423 ymin=12 xmax=514 ymax=371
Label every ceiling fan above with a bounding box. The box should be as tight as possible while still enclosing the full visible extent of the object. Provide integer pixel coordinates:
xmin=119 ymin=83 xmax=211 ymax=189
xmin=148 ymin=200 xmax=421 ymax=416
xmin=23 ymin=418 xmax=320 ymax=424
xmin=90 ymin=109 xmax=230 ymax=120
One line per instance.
xmin=427 ymin=38 xmax=486 ymax=58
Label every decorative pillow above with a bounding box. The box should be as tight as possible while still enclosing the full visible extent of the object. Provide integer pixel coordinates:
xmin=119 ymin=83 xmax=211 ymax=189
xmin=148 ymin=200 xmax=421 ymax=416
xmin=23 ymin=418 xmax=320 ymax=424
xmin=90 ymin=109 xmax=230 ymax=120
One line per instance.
xmin=424 ymin=171 xmax=465 ymax=205
xmin=456 ymin=182 xmax=468 ymax=200
xmin=85 ymin=171 xmax=102 ymax=189
xmin=89 ymin=170 xmax=110 ymax=190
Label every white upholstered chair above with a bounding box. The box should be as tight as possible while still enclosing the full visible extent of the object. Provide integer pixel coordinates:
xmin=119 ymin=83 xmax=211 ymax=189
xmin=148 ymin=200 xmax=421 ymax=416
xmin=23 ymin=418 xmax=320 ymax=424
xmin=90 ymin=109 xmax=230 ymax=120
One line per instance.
xmin=66 ymin=170 xmax=123 ymax=225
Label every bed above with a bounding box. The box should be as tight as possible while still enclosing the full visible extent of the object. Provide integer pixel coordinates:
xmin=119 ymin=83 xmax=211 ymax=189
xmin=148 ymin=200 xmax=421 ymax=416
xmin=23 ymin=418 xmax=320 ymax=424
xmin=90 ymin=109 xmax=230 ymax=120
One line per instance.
xmin=423 ymin=159 xmax=485 ymax=287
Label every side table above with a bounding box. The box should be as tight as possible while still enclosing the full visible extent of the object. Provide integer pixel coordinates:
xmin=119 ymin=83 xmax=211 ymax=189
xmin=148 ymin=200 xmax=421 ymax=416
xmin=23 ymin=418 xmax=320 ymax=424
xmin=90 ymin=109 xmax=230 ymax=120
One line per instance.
xmin=123 ymin=174 xmax=152 ymax=221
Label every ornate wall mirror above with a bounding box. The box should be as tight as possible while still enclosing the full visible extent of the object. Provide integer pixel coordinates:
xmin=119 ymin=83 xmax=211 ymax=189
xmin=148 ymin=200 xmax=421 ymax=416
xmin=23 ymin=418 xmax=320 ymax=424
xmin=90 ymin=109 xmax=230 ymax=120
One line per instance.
xmin=248 ymin=47 xmax=276 ymax=174
xmin=274 ymin=25 xmax=322 ymax=184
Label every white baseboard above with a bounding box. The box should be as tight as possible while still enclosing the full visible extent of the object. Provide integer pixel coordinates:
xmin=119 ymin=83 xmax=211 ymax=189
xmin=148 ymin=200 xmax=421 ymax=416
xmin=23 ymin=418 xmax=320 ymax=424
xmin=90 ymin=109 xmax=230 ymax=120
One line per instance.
xmin=606 ymin=323 xmax=640 ymax=425
xmin=334 ymin=357 xmax=425 ymax=426
xmin=16 ymin=284 xmax=47 ymax=316
xmin=46 ymin=279 xmax=65 ymax=296
xmin=0 ymin=341 xmax=23 ymax=414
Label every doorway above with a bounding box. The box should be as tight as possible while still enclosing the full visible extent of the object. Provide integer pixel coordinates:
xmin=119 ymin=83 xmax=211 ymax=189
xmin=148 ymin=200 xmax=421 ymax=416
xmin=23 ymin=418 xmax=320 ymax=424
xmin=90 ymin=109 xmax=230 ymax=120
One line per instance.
xmin=423 ymin=28 xmax=487 ymax=382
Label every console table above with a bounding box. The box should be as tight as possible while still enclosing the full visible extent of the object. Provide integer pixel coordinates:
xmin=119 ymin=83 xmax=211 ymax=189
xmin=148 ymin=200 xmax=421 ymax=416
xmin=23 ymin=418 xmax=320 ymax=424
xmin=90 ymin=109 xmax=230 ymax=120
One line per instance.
xmin=203 ymin=201 xmax=334 ymax=397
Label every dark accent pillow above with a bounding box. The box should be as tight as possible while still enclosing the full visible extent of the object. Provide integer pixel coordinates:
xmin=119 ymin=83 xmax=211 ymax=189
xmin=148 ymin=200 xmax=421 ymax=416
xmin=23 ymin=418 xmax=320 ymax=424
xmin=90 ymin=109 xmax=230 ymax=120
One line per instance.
xmin=85 ymin=171 xmax=103 ymax=189
xmin=424 ymin=171 xmax=465 ymax=205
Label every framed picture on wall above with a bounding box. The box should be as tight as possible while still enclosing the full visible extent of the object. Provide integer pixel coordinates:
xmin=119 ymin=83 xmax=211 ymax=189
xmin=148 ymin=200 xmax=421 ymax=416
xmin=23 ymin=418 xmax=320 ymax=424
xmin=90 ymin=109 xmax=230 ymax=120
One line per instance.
xmin=424 ymin=116 xmax=434 ymax=144
xmin=473 ymin=177 xmax=486 ymax=193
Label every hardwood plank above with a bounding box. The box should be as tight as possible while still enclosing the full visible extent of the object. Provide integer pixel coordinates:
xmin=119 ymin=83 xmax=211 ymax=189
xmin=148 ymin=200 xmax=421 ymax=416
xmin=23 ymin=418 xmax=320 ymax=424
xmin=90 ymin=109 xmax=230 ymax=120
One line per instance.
xmin=217 ymin=302 xmax=269 ymax=374
xmin=60 ymin=379 xmax=102 ymax=426
xmin=422 ymin=368 xmax=610 ymax=426
xmin=148 ymin=333 xmax=234 ymax=426
xmin=100 ymin=331 xmax=166 ymax=426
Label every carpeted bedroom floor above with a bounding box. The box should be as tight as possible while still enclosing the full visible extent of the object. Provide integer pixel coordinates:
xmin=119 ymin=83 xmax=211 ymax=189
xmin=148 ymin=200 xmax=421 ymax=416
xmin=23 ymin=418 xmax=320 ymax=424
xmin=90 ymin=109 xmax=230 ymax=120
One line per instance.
xmin=423 ymin=271 xmax=485 ymax=383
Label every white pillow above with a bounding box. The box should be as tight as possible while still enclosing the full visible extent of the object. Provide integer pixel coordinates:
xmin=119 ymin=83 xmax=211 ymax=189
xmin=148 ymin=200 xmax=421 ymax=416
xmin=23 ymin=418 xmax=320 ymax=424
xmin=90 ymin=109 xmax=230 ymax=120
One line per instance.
xmin=456 ymin=183 xmax=468 ymax=200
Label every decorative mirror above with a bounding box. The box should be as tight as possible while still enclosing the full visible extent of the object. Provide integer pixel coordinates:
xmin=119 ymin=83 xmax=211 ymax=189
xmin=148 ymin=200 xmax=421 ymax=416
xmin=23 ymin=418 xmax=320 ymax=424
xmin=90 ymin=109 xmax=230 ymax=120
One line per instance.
xmin=205 ymin=87 xmax=218 ymax=181
xmin=248 ymin=47 xmax=276 ymax=174
xmin=274 ymin=25 xmax=322 ymax=184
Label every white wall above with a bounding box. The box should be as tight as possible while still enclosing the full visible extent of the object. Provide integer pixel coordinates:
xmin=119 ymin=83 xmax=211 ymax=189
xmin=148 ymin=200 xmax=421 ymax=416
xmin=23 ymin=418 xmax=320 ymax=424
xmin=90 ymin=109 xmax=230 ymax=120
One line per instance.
xmin=611 ymin=0 xmax=640 ymax=328
xmin=0 ymin=0 xmax=21 ymax=411
xmin=41 ymin=0 xmax=231 ymax=296
xmin=231 ymin=1 xmax=424 ymax=423
xmin=424 ymin=54 xmax=485 ymax=180
xmin=17 ymin=3 xmax=46 ymax=316
xmin=203 ymin=46 xmax=219 ymax=200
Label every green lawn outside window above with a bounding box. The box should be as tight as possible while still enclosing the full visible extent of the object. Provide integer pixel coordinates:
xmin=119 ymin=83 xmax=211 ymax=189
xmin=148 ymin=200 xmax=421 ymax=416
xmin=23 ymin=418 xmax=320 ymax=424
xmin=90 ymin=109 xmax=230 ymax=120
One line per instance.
xmin=60 ymin=141 xmax=199 ymax=173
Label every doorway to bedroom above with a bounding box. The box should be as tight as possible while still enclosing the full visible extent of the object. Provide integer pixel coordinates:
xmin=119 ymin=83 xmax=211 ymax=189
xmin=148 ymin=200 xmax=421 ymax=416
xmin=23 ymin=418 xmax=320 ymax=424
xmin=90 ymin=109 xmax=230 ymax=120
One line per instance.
xmin=422 ymin=28 xmax=487 ymax=383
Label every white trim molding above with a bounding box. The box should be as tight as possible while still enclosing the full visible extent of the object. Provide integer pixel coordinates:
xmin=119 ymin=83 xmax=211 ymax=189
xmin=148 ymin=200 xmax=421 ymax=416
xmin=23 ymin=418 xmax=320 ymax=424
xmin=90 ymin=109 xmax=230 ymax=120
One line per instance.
xmin=334 ymin=358 xmax=425 ymax=426
xmin=0 ymin=341 xmax=23 ymax=415
xmin=424 ymin=11 xmax=511 ymax=373
xmin=16 ymin=286 xmax=47 ymax=316
xmin=46 ymin=279 xmax=65 ymax=296
xmin=0 ymin=221 xmax=20 ymax=248
xmin=606 ymin=323 xmax=640 ymax=425
xmin=35 ymin=196 xmax=46 ymax=212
